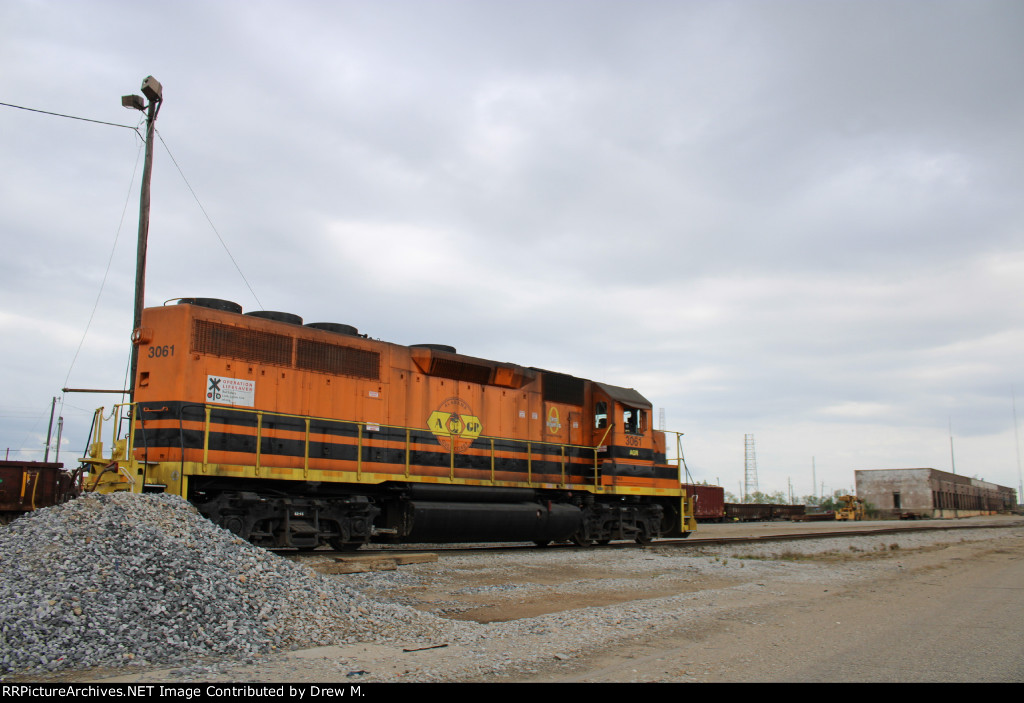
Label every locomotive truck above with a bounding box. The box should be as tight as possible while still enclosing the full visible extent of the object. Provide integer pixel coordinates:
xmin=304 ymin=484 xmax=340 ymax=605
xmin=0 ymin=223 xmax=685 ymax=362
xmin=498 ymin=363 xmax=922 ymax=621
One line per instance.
xmin=80 ymin=298 xmax=696 ymax=549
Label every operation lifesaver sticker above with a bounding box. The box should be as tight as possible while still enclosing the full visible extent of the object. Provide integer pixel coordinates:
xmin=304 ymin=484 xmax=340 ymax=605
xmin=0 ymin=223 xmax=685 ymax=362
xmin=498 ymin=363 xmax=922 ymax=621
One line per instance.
xmin=546 ymin=406 xmax=562 ymax=434
xmin=427 ymin=397 xmax=482 ymax=453
xmin=206 ymin=375 xmax=255 ymax=407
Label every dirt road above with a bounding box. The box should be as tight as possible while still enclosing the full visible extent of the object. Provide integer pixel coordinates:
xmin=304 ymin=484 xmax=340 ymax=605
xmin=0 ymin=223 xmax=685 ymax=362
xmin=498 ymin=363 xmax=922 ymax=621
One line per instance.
xmin=531 ymin=532 xmax=1024 ymax=682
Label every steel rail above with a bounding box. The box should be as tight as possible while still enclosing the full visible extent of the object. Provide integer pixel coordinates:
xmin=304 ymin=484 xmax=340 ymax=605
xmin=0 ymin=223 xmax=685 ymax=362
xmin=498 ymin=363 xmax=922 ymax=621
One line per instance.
xmin=278 ymin=519 xmax=1024 ymax=559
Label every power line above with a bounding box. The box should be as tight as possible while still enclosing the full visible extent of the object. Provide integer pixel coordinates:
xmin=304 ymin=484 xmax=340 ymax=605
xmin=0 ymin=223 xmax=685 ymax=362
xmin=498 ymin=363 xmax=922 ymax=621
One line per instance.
xmin=3 ymin=97 xmax=146 ymax=451
xmin=8 ymin=399 xmax=57 ymax=458
xmin=0 ymin=101 xmax=141 ymax=136
xmin=62 ymin=137 xmax=145 ymax=395
xmin=4 ymin=99 xmax=264 ymax=309
xmin=155 ymin=129 xmax=264 ymax=309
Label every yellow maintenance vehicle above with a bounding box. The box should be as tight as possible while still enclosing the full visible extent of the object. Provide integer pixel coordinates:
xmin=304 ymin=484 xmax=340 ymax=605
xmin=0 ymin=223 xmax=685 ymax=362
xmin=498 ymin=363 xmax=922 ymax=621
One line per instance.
xmin=835 ymin=495 xmax=866 ymax=521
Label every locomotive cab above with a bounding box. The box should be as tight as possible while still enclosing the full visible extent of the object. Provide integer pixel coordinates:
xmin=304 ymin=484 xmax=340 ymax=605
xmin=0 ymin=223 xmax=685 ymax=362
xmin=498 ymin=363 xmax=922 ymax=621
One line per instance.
xmin=591 ymin=384 xmax=657 ymax=485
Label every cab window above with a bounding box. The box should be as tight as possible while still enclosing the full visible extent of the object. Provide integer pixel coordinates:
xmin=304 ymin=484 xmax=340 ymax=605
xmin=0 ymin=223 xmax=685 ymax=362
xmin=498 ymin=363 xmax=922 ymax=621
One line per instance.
xmin=623 ymin=407 xmax=647 ymax=435
xmin=595 ymin=401 xmax=608 ymax=429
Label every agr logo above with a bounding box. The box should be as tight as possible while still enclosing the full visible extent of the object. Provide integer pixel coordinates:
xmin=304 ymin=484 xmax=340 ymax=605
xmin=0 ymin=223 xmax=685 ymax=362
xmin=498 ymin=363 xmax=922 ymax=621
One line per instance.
xmin=427 ymin=397 xmax=482 ymax=452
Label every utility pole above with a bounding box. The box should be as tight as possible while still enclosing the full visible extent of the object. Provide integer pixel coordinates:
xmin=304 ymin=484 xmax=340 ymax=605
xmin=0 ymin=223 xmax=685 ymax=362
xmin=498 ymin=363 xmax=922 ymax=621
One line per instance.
xmin=55 ymin=416 xmax=63 ymax=462
xmin=1013 ymin=386 xmax=1023 ymax=507
xmin=949 ymin=417 xmax=956 ymax=475
xmin=44 ymin=396 xmax=56 ymax=462
xmin=122 ymin=76 xmax=163 ymax=403
xmin=812 ymin=457 xmax=816 ymax=502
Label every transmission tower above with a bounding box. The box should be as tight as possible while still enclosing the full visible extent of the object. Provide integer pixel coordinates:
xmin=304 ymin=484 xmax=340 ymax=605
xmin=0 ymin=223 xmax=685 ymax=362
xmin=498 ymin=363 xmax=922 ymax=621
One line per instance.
xmin=744 ymin=433 xmax=759 ymax=501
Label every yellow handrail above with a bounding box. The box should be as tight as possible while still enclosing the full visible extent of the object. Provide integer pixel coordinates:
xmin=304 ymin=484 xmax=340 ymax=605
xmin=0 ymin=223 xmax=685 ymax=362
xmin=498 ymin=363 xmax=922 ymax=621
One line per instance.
xmin=255 ymin=411 xmax=263 ymax=477
xmin=592 ymin=422 xmax=615 ymax=487
xmin=90 ymin=403 xmax=682 ymax=492
xmin=303 ymin=417 xmax=311 ymax=478
xmin=203 ymin=406 xmax=211 ymax=466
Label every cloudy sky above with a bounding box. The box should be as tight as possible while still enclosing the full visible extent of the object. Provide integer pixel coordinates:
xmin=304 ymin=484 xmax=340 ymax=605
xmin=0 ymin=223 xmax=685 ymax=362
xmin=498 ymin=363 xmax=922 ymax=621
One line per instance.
xmin=2 ymin=0 xmax=1022 ymax=500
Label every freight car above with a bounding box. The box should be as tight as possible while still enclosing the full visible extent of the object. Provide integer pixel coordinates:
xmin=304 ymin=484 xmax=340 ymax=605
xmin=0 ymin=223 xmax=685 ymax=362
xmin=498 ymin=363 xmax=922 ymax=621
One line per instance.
xmin=723 ymin=503 xmax=806 ymax=522
xmin=81 ymin=299 xmax=696 ymax=548
xmin=724 ymin=502 xmax=772 ymax=521
xmin=771 ymin=503 xmax=806 ymax=520
xmin=683 ymin=483 xmax=725 ymax=522
xmin=0 ymin=460 xmax=77 ymax=524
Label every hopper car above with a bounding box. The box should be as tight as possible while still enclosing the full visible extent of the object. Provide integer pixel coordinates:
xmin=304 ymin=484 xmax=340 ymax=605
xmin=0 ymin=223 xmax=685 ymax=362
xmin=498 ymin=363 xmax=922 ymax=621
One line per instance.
xmin=81 ymin=299 xmax=696 ymax=549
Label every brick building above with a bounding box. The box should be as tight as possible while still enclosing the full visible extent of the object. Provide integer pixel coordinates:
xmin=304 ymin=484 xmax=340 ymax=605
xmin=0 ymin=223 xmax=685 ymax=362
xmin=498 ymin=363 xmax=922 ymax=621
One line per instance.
xmin=854 ymin=468 xmax=1018 ymax=519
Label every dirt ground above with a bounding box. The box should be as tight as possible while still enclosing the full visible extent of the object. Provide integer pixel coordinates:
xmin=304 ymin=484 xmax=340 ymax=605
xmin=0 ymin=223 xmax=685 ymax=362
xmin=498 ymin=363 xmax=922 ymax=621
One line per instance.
xmin=85 ymin=516 xmax=1024 ymax=683
xmin=532 ymin=534 xmax=1024 ymax=682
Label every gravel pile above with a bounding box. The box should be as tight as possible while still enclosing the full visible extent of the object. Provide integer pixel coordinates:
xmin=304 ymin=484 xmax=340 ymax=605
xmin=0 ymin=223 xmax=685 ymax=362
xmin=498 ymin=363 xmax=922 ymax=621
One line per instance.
xmin=0 ymin=493 xmax=478 ymax=677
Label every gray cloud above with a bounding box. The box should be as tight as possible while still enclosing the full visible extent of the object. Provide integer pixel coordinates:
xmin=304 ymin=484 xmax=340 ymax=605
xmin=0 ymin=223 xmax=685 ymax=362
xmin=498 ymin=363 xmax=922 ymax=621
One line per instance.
xmin=1 ymin=0 xmax=1022 ymax=497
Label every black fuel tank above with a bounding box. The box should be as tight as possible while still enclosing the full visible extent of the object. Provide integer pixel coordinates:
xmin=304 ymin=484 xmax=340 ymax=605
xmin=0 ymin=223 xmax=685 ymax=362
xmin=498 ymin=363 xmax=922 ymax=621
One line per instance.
xmin=398 ymin=501 xmax=581 ymax=543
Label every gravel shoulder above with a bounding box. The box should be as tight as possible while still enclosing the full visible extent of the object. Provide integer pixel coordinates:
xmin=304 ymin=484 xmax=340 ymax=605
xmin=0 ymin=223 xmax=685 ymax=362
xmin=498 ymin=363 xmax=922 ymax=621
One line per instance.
xmin=4 ymin=496 xmax=1021 ymax=684
xmin=79 ymin=526 xmax=1024 ymax=683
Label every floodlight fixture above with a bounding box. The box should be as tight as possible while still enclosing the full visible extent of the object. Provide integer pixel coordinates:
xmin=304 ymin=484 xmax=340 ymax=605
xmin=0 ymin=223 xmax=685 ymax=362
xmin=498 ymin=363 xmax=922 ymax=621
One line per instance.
xmin=121 ymin=94 xmax=145 ymax=111
xmin=141 ymin=76 xmax=163 ymax=103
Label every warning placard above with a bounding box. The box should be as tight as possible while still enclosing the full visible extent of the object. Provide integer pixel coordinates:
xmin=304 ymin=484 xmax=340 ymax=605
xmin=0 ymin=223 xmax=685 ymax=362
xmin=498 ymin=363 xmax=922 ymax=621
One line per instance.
xmin=206 ymin=375 xmax=255 ymax=407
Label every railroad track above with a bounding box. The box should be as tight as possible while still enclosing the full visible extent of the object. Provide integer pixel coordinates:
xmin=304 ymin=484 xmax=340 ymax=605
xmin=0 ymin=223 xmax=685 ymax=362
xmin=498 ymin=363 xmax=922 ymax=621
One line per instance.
xmin=654 ymin=519 xmax=1024 ymax=550
xmin=279 ymin=518 xmax=1024 ymax=560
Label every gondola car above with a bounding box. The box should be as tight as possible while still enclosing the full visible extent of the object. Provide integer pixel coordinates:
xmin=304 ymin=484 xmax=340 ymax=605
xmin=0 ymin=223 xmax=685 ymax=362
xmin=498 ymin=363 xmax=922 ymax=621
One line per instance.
xmin=0 ymin=460 xmax=77 ymax=524
xmin=771 ymin=503 xmax=806 ymax=520
xmin=81 ymin=299 xmax=696 ymax=548
xmin=724 ymin=502 xmax=806 ymax=522
xmin=724 ymin=502 xmax=773 ymax=522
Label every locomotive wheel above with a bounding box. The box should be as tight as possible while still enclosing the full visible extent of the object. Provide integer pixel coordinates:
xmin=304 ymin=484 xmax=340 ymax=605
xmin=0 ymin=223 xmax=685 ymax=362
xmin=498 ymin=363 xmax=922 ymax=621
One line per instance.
xmin=222 ymin=515 xmax=248 ymax=538
xmin=570 ymin=530 xmax=593 ymax=547
xmin=328 ymin=538 xmax=363 ymax=551
xmin=634 ymin=524 xmax=653 ymax=545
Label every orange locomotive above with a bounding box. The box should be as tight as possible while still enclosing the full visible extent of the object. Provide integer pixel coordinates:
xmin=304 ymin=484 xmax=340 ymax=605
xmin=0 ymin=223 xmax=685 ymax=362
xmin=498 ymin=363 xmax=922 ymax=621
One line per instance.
xmin=83 ymin=298 xmax=695 ymax=548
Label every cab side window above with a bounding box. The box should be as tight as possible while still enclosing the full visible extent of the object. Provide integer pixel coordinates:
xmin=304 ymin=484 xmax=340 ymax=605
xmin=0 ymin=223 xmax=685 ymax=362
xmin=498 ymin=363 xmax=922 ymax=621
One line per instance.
xmin=595 ymin=401 xmax=608 ymax=429
xmin=623 ymin=407 xmax=647 ymax=435
xmin=623 ymin=408 xmax=637 ymax=434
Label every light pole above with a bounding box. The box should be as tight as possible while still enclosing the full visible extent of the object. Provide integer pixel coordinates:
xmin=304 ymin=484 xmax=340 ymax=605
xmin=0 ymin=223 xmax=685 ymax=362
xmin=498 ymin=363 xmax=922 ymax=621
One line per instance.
xmin=121 ymin=76 xmax=162 ymax=403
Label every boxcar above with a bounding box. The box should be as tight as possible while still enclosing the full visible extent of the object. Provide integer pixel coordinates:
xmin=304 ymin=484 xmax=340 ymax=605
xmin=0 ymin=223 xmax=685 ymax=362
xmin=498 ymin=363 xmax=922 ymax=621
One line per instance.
xmin=683 ymin=484 xmax=725 ymax=522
